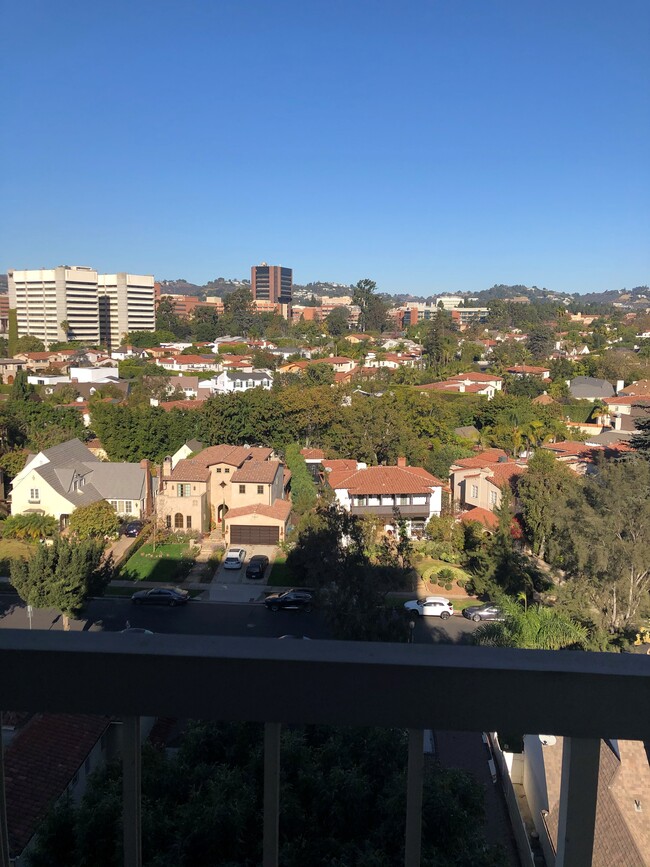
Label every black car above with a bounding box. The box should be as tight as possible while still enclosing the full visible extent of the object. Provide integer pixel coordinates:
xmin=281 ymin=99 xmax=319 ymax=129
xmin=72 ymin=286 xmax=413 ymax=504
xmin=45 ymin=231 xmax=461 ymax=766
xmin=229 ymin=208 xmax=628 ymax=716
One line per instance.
xmin=264 ymin=589 xmax=313 ymax=612
xmin=246 ymin=555 xmax=269 ymax=580
xmin=131 ymin=587 xmax=190 ymax=606
xmin=123 ymin=521 xmax=144 ymax=538
xmin=462 ymin=602 xmax=506 ymax=622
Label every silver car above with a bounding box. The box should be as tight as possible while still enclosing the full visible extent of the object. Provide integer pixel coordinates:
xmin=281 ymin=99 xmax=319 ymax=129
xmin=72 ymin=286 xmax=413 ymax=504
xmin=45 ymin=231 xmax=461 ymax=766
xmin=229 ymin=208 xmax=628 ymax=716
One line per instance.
xmin=223 ymin=547 xmax=246 ymax=569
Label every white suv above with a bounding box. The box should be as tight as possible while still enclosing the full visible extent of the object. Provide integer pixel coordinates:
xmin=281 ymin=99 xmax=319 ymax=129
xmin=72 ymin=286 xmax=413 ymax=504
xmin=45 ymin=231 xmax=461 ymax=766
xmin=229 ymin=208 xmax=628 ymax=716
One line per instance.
xmin=223 ymin=548 xmax=246 ymax=569
xmin=404 ymin=596 xmax=453 ymax=620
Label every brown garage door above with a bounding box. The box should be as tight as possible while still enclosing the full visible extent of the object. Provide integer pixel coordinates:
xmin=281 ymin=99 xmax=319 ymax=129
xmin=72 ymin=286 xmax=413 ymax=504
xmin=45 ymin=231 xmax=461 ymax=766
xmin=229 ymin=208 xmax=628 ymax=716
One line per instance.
xmin=230 ymin=525 xmax=279 ymax=545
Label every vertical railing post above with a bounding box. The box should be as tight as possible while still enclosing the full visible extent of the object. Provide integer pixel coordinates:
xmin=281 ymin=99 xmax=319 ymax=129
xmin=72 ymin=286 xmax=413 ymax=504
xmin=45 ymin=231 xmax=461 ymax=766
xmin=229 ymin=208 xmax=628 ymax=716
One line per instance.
xmin=0 ymin=714 xmax=10 ymax=867
xmin=263 ymin=722 xmax=281 ymax=867
xmin=405 ymin=728 xmax=424 ymax=867
xmin=122 ymin=716 xmax=142 ymax=867
xmin=555 ymin=736 xmax=600 ymax=867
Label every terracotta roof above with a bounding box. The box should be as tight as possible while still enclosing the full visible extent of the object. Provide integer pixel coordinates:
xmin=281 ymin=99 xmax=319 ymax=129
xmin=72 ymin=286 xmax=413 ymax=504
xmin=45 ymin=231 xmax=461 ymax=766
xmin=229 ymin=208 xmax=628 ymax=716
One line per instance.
xmin=532 ymin=393 xmax=557 ymax=405
xmin=605 ymin=395 xmax=650 ymax=406
xmin=327 ymin=464 xmax=444 ymax=495
xmin=322 ymin=459 xmax=359 ymax=473
xmin=225 ymin=500 xmax=292 ymax=522
xmin=452 ymin=449 xmax=508 ymax=469
xmin=448 ymin=372 xmax=503 ymax=383
xmin=168 ymin=459 xmax=211 ymax=482
xmin=506 ymin=365 xmax=550 ymax=374
xmin=460 ymin=507 xmax=499 ymax=530
xmin=4 ymin=714 xmax=111 ymax=855
xmin=620 ymin=379 xmax=650 ymax=396
xmin=231 ymin=461 xmax=281 ymax=484
xmin=300 ymin=448 xmax=325 ymax=460
xmin=485 ymin=462 xmax=527 ymax=487
xmin=195 ymin=445 xmax=273 ymax=468
xmin=159 ymin=399 xmax=206 ymax=411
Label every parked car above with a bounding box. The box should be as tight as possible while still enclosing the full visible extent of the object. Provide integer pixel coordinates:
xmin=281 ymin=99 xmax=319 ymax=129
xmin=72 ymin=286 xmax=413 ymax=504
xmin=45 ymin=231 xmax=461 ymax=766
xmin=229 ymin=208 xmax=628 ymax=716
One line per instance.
xmin=404 ymin=596 xmax=453 ymax=619
xmin=462 ymin=602 xmax=506 ymax=622
xmin=223 ymin=548 xmax=246 ymax=569
xmin=123 ymin=521 xmax=144 ymax=538
xmin=246 ymin=554 xmax=269 ymax=579
xmin=120 ymin=627 xmax=154 ymax=634
xmin=131 ymin=587 xmax=190 ymax=606
xmin=264 ymin=589 xmax=313 ymax=612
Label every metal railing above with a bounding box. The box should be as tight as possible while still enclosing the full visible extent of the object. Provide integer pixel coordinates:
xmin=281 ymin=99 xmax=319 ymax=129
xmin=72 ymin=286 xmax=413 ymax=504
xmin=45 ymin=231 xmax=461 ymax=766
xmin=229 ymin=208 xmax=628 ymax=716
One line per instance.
xmin=0 ymin=631 xmax=647 ymax=867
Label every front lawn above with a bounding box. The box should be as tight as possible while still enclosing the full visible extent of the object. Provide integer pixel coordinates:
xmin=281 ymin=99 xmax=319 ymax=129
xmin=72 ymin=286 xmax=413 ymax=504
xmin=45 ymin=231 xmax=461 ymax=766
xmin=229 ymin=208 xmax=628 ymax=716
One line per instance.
xmin=0 ymin=539 xmax=37 ymax=576
xmin=118 ymin=541 xmax=199 ymax=583
xmin=267 ymin=553 xmax=293 ymax=587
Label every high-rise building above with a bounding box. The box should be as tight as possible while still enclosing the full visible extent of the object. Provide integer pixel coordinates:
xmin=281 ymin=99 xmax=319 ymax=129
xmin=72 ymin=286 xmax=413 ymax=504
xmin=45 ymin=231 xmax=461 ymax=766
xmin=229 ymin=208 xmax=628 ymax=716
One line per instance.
xmin=97 ymin=273 xmax=155 ymax=347
xmin=251 ymin=263 xmax=292 ymax=306
xmin=8 ymin=266 xmax=155 ymax=348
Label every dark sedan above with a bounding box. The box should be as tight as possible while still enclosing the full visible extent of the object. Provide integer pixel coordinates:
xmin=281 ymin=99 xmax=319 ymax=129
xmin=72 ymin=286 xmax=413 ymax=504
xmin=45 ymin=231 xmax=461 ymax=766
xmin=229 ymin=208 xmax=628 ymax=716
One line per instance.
xmin=123 ymin=521 xmax=144 ymax=538
xmin=264 ymin=589 xmax=313 ymax=612
xmin=246 ymin=555 xmax=270 ymax=580
xmin=462 ymin=602 xmax=506 ymax=622
xmin=131 ymin=587 xmax=190 ymax=607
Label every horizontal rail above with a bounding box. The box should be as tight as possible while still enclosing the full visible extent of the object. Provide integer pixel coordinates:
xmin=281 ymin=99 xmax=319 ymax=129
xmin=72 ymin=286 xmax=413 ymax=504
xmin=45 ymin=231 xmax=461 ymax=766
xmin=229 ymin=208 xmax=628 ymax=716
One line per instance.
xmin=0 ymin=631 xmax=647 ymax=740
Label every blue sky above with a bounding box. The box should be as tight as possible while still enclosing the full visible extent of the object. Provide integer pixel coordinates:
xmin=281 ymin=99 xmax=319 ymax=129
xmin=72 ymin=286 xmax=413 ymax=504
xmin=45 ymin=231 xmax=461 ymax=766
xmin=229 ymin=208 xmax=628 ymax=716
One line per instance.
xmin=2 ymin=0 xmax=648 ymax=295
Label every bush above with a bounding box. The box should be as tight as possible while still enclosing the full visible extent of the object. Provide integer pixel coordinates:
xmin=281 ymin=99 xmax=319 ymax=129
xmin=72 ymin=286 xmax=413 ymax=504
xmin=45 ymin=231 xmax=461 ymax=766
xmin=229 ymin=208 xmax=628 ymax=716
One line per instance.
xmin=1 ymin=514 xmax=58 ymax=541
xmin=437 ymin=568 xmax=456 ymax=584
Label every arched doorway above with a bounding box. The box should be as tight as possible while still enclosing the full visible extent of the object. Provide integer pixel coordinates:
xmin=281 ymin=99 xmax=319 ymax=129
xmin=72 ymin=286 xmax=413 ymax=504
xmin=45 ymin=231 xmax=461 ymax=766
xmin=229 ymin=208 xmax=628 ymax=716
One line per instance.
xmin=174 ymin=512 xmax=184 ymax=529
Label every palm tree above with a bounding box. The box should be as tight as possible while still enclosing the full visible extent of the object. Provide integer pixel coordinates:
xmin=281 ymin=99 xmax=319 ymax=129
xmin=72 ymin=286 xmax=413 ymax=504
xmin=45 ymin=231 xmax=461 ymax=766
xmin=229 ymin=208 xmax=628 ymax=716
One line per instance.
xmin=474 ymin=599 xmax=588 ymax=650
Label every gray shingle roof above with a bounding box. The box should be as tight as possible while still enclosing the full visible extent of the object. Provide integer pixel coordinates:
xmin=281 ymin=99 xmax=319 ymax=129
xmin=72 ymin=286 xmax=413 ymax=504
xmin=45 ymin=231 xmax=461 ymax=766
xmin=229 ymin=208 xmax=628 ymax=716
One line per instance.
xmin=569 ymin=377 xmax=615 ymax=399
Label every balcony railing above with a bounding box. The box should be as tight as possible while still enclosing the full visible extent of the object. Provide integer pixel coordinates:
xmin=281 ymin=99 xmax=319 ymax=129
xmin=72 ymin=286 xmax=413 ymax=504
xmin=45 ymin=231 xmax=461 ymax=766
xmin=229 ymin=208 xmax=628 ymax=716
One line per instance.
xmin=0 ymin=631 xmax=647 ymax=867
xmin=349 ymin=503 xmax=428 ymax=517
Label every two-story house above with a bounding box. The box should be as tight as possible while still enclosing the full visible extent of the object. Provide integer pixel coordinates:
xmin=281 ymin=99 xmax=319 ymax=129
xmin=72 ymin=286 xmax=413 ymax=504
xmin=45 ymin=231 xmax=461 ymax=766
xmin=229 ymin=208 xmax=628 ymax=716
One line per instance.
xmin=322 ymin=458 xmax=444 ymax=537
xmin=449 ymin=449 xmax=527 ymax=513
xmin=214 ymin=370 xmax=273 ymax=394
xmin=11 ymin=439 xmax=153 ymax=528
xmin=157 ymin=444 xmax=291 ymax=542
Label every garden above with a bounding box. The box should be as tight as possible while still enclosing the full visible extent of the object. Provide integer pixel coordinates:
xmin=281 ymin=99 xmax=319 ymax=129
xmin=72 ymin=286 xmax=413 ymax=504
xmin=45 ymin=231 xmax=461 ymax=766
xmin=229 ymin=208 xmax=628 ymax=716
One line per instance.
xmin=117 ymin=535 xmax=201 ymax=584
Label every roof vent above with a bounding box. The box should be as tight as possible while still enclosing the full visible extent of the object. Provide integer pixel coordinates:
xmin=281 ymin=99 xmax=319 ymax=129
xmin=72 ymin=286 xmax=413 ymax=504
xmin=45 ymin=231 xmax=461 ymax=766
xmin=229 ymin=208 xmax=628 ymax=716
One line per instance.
xmin=498 ymin=455 xmax=508 ymax=463
xmin=539 ymin=735 xmax=557 ymax=746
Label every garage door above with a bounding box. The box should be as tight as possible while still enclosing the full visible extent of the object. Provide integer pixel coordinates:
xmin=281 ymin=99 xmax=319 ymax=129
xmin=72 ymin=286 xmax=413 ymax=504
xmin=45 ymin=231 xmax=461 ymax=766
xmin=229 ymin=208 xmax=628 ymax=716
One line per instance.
xmin=230 ymin=525 xmax=279 ymax=545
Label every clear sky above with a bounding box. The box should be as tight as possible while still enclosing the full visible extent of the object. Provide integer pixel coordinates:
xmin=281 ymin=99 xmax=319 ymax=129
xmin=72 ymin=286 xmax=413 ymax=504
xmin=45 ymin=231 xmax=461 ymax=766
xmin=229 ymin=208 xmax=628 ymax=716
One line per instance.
xmin=2 ymin=0 xmax=648 ymax=295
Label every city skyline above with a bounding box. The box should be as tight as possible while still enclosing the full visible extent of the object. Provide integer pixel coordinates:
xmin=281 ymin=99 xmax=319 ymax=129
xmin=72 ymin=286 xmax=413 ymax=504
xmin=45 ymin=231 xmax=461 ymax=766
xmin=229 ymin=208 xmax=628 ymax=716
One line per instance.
xmin=2 ymin=0 xmax=648 ymax=294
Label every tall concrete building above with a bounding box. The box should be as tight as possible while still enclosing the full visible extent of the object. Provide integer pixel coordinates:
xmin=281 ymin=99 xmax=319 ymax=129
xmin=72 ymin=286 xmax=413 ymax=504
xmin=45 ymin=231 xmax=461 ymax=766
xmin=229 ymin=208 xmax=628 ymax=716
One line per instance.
xmin=97 ymin=273 xmax=155 ymax=347
xmin=251 ymin=263 xmax=292 ymax=306
xmin=8 ymin=266 xmax=155 ymax=348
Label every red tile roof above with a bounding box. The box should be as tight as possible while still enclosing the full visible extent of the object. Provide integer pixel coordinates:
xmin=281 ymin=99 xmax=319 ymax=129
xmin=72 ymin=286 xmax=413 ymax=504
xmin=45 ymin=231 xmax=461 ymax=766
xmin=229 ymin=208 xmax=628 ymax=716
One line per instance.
xmin=485 ymin=462 xmax=527 ymax=487
xmin=231 ymin=461 xmax=282 ymax=484
xmin=506 ymin=365 xmax=550 ymax=374
xmin=4 ymin=714 xmax=111 ymax=855
xmin=167 ymin=459 xmax=211 ymax=482
xmin=460 ymin=507 xmax=499 ymax=530
xmin=448 ymin=372 xmax=503 ymax=383
xmin=452 ymin=449 xmax=508 ymax=469
xmin=300 ymin=448 xmax=325 ymax=460
xmin=159 ymin=399 xmax=206 ymax=411
xmin=326 ymin=464 xmax=444 ymax=495
xmin=225 ymin=500 xmax=292 ymax=522
xmin=194 ymin=444 xmax=273 ymax=468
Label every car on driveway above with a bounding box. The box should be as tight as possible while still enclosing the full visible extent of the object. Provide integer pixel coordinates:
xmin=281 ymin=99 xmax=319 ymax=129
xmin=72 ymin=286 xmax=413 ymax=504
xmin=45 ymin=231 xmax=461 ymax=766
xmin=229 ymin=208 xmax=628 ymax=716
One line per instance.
xmin=223 ymin=548 xmax=246 ymax=569
xmin=264 ymin=589 xmax=313 ymax=612
xmin=122 ymin=521 xmax=144 ymax=537
xmin=404 ymin=596 xmax=453 ymax=619
xmin=131 ymin=587 xmax=190 ymax=607
xmin=245 ymin=554 xmax=269 ymax=579
xmin=462 ymin=602 xmax=506 ymax=622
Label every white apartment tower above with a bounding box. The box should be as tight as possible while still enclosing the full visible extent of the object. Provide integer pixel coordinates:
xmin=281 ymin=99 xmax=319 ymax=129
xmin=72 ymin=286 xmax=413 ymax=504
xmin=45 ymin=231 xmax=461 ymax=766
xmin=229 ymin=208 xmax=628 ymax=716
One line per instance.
xmin=8 ymin=266 xmax=155 ymax=348
xmin=97 ymin=273 xmax=155 ymax=347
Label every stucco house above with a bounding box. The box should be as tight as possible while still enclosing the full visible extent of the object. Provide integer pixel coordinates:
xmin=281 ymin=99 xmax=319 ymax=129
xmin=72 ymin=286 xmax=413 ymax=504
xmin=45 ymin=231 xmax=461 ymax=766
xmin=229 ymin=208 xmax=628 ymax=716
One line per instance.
xmin=10 ymin=439 xmax=152 ymax=527
xmin=214 ymin=370 xmax=273 ymax=394
xmin=449 ymin=449 xmax=527 ymax=512
xmin=156 ymin=444 xmax=292 ymax=542
xmin=322 ymin=458 xmax=444 ymax=537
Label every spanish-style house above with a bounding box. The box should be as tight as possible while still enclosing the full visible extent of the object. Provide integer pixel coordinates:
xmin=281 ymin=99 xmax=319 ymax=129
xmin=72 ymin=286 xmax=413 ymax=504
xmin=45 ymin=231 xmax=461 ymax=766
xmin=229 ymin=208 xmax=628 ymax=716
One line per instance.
xmin=156 ymin=444 xmax=291 ymax=543
xmin=506 ymin=364 xmax=551 ymax=379
xmin=0 ymin=358 xmax=26 ymax=384
xmin=322 ymin=457 xmax=444 ymax=537
xmin=415 ymin=371 xmax=502 ymax=399
xmin=10 ymin=439 xmax=153 ymax=528
xmin=449 ymin=449 xmax=527 ymax=512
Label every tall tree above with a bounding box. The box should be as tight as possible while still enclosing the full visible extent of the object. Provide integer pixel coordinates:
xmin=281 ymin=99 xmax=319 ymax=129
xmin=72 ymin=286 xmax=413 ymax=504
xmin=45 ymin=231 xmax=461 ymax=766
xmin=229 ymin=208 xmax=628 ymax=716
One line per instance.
xmin=352 ymin=278 xmax=387 ymax=332
xmin=222 ymin=287 xmax=254 ymax=335
xmin=517 ymin=449 xmax=576 ymax=559
xmin=630 ymin=404 xmax=650 ymax=457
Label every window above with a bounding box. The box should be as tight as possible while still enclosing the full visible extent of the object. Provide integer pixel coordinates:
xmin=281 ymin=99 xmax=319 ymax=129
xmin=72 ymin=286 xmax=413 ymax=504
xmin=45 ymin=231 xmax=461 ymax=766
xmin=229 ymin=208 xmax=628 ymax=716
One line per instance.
xmin=225 ymin=468 xmax=230 ymax=473
xmin=186 ymin=515 xmax=192 ymax=529
xmin=490 ymin=491 xmax=498 ymax=505
xmin=257 ymin=485 xmax=264 ymax=495
xmin=166 ymin=515 xmax=172 ymax=529
xmin=177 ymin=484 xmax=191 ymax=497
xmin=110 ymin=500 xmax=117 ymax=509
xmin=174 ymin=513 xmax=184 ymax=528
xmin=216 ymin=467 xmax=222 ymax=473
xmin=239 ymin=484 xmax=246 ymax=494
xmin=124 ymin=501 xmax=132 ymax=514
xmin=471 ymin=485 xmax=479 ymax=499
xmin=29 ymin=488 xmax=40 ymax=501
xmin=398 ymin=495 xmax=409 ymax=506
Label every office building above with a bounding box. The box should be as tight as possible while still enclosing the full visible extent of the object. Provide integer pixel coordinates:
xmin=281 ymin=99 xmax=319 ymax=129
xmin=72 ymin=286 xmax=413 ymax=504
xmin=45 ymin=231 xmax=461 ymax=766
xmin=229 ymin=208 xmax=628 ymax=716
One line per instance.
xmin=251 ymin=263 xmax=292 ymax=306
xmin=97 ymin=273 xmax=155 ymax=347
xmin=8 ymin=266 xmax=155 ymax=348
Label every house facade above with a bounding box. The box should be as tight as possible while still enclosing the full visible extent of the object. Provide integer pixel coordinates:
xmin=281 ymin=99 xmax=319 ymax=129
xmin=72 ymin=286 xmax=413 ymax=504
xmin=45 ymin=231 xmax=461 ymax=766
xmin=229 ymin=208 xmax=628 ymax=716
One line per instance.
xmin=322 ymin=458 xmax=444 ymax=537
xmin=10 ymin=439 xmax=152 ymax=527
xmin=214 ymin=370 xmax=273 ymax=393
xmin=449 ymin=449 xmax=527 ymax=512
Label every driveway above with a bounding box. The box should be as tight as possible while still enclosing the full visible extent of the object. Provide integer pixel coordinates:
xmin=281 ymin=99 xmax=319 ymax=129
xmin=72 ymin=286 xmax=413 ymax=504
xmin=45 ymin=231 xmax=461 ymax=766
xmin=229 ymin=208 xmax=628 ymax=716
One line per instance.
xmin=208 ymin=544 xmax=278 ymax=601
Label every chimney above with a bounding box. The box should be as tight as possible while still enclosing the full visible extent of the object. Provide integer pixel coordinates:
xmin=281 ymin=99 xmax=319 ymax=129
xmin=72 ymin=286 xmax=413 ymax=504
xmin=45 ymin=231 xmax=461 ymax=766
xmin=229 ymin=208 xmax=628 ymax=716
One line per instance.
xmin=140 ymin=459 xmax=153 ymax=517
xmin=616 ymin=379 xmax=624 ymax=395
xmin=613 ymin=414 xmax=622 ymax=431
xmin=397 ymin=456 xmax=407 ymax=467
xmin=162 ymin=455 xmax=172 ymax=478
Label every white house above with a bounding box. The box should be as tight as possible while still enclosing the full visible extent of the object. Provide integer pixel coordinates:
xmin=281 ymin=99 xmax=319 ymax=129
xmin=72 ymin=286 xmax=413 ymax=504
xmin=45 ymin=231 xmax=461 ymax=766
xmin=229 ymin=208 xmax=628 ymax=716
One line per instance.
xmin=214 ymin=370 xmax=273 ymax=394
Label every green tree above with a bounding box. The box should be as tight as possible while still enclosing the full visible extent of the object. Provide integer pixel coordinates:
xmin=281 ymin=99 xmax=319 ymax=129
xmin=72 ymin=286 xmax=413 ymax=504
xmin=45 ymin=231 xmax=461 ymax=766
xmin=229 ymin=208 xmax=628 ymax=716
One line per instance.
xmin=0 ymin=447 xmax=28 ymax=480
xmin=325 ymin=305 xmax=349 ymax=336
xmin=10 ymin=536 xmax=110 ymax=624
xmin=10 ymin=369 xmax=35 ymax=400
xmin=1 ymin=513 xmax=58 ymax=541
xmin=517 ymin=450 xmax=575 ymax=559
xmin=631 ymin=405 xmax=650 ymax=457
xmin=15 ymin=335 xmax=46 ymax=353
xmin=69 ymin=500 xmax=121 ymax=540
xmin=352 ymin=278 xmax=387 ymax=333
xmin=474 ymin=598 xmax=588 ymax=649
xmin=525 ymin=327 xmax=554 ymax=361
xmin=191 ymin=305 xmax=220 ymax=342
xmin=284 ymin=443 xmax=317 ymax=514
xmin=222 ymin=287 xmax=254 ymax=335
xmin=421 ymin=310 xmax=458 ymax=373
xmin=305 ymin=363 xmax=335 ymax=386
xmin=155 ymin=297 xmax=191 ymax=338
